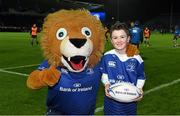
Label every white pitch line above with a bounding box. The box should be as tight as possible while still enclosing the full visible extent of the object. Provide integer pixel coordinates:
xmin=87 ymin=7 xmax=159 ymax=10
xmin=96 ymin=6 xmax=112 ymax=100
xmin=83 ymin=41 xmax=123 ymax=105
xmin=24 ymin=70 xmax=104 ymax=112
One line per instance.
xmin=95 ymin=106 xmax=104 ymax=113
xmin=1 ymin=64 xmax=39 ymax=70
xmin=144 ymin=78 xmax=180 ymax=95
xmin=95 ymin=78 xmax=180 ymax=113
xmin=0 ymin=69 xmax=29 ymax=77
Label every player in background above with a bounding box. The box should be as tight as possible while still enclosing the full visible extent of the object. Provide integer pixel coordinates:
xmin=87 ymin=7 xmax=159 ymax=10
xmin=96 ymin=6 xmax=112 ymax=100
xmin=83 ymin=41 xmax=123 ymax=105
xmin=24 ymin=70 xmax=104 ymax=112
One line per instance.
xmin=143 ymin=27 xmax=151 ymax=47
xmin=173 ymin=25 xmax=180 ymax=47
xmin=30 ymin=24 xmax=39 ymax=46
xmin=127 ymin=21 xmax=143 ymax=55
xmin=100 ymin=22 xmax=146 ymax=115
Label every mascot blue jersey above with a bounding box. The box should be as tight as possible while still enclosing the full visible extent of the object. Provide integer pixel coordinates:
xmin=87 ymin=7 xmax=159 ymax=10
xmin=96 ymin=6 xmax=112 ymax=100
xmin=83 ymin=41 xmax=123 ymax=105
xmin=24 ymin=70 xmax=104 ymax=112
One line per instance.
xmin=38 ymin=60 xmax=101 ymax=115
xmin=100 ymin=49 xmax=145 ymax=115
xmin=129 ymin=26 xmax=143 ymax=45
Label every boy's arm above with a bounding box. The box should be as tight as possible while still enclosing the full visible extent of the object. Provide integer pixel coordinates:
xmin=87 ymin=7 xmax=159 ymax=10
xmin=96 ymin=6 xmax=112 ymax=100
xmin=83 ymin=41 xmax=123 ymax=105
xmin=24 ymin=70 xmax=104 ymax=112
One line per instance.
xmin=136 ymin=79 xmax=145 ymax=89
xmin=101 ymin=73 xmax=111 ymax=98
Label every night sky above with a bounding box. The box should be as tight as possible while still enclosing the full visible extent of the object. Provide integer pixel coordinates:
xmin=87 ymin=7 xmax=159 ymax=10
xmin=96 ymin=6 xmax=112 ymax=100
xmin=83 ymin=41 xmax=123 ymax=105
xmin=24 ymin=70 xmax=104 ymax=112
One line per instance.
xmin=0 ymin=0 xmax=179 ymax=27
xmin=104 ymin=0 xmax=180 ymax=24
xmin=1 ymin=0 xmax=179 ymax=19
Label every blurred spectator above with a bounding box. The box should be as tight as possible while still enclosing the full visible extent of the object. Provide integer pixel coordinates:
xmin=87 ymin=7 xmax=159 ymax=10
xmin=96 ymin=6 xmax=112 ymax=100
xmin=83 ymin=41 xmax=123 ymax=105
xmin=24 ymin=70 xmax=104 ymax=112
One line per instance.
xmin=143 ymin=27 xmax=151 ymax=47
xmin=30 ymin=23 xmax=39 ymax=46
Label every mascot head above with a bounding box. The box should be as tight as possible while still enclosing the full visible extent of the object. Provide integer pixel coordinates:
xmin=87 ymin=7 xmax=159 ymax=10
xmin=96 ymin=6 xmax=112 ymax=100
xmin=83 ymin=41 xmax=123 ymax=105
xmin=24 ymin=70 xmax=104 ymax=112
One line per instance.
xmin=41 ymin=9 xmax=105 ymax=72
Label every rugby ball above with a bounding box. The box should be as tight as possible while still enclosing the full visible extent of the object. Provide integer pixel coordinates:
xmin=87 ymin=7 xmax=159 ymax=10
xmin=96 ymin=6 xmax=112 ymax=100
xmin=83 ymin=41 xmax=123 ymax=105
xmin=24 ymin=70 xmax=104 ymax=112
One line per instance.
xmin=108 ymin=82 xmax=142 ymax=103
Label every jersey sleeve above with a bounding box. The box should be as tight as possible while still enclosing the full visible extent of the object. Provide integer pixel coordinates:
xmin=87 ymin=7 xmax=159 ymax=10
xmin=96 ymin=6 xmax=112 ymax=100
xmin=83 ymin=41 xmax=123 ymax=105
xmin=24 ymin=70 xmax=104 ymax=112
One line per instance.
xmin=100 ymin=56 xmax=108 ymax=74
xmin=137 ymin=61 xmax=145 ymax=80
xmin=100 ymin=56 xmax=110 ymax=85
xmin=136 ymin=62 xmax=146 ymax=88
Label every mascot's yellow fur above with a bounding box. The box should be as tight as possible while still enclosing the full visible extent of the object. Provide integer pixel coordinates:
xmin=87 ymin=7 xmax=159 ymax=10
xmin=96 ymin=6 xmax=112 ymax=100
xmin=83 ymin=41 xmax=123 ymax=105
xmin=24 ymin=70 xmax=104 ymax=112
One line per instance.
xmin=27 ymin=9 xmax=105 ymax=115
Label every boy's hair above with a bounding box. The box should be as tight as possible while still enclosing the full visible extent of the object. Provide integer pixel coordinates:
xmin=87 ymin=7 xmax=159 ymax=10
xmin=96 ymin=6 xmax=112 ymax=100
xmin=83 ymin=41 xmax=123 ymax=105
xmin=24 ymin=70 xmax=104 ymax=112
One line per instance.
xmin=110 ymin=21 xmax=130 ymax=38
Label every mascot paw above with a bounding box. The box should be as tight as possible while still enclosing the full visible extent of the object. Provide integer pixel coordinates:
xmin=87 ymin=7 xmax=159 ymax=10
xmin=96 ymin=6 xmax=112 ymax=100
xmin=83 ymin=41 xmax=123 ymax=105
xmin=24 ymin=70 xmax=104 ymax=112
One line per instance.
xmin=126 ymin=44 xmax=139 ymax=57
xmin=27 ymin=66 xmax=61 ymax=89
xmin=42 ymin=66 xmax=61 ymax=87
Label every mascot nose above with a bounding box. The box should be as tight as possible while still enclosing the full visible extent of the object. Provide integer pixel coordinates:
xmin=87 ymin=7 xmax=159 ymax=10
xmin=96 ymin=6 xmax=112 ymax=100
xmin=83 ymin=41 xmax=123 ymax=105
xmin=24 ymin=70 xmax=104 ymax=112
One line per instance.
xmin=70 ymin=39 xmax=87 ymax=48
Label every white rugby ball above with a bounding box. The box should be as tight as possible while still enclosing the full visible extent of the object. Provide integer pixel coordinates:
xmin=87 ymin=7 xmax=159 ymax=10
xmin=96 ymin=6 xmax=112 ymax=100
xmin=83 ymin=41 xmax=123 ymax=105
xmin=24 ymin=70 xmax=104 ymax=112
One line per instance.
xmin=108 ymin=82 xmax=142 ymax=103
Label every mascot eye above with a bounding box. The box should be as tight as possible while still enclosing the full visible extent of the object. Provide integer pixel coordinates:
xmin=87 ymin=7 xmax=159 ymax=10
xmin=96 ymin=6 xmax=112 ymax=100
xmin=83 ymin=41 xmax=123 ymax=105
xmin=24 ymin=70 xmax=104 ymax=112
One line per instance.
xmin=56 ymin=28 xmax=67 ymax=40
xmin=81 ymin=27 xmax=92 ymax=38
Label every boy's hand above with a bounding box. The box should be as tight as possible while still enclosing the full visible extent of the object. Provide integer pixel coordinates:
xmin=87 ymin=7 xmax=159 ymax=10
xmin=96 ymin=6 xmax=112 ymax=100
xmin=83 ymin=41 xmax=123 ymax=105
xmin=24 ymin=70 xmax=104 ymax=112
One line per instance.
xmin=105 ymin=84 xmax=112 ymax=98
xmin=134 ymin=88 xmax=144 ymax=101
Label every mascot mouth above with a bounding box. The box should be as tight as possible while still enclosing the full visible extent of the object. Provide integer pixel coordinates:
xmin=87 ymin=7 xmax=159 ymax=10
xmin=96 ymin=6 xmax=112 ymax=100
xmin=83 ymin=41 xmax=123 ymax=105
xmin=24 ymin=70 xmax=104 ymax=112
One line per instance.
xmin=63 ymin=55 xmax=87 ymax=70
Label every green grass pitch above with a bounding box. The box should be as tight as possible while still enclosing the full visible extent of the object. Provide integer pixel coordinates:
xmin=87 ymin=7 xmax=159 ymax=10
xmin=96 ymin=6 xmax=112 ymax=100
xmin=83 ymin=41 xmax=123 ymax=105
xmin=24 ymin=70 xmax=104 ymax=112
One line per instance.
xmin=0 ymin=32 xmax=180 ymax=115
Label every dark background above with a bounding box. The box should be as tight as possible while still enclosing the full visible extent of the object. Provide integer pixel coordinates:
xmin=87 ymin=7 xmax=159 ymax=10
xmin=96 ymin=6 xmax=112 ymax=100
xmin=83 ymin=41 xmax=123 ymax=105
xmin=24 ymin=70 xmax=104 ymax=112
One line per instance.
xmin=104 ymin=0 xmax=179 ymax=23
xmin=0 ymin=0 xmax=179 ymax=31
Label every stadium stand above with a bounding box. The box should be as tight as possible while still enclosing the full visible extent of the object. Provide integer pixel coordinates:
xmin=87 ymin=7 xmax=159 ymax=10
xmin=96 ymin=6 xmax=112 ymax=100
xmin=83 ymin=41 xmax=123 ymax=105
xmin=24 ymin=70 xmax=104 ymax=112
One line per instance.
xmin=0 ymin=0 xmax=104 ymax=32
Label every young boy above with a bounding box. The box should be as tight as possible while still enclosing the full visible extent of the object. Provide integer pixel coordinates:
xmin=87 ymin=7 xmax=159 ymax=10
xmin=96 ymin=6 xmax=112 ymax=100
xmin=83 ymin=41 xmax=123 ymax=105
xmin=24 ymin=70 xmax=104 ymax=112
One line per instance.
xmin=100 ymin=22 xmax=146 ymax=115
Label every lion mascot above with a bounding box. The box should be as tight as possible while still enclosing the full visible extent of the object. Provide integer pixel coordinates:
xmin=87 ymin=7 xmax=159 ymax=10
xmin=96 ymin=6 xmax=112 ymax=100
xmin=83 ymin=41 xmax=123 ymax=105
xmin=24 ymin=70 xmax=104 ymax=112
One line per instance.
xmin=27 ymin=9 xmax=105 ymax=115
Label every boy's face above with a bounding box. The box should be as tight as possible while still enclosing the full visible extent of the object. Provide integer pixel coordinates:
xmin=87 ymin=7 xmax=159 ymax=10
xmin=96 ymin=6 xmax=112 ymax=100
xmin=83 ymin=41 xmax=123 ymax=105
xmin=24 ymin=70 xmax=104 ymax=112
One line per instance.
xmin=111 ymin=29 xmax=130 ymax=52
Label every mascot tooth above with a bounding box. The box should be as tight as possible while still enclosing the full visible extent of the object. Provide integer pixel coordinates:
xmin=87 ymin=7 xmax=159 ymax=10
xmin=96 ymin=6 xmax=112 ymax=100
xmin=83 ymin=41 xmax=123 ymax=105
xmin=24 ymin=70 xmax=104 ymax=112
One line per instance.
xmin=27 ymin=9 xmax=105 ymax=115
